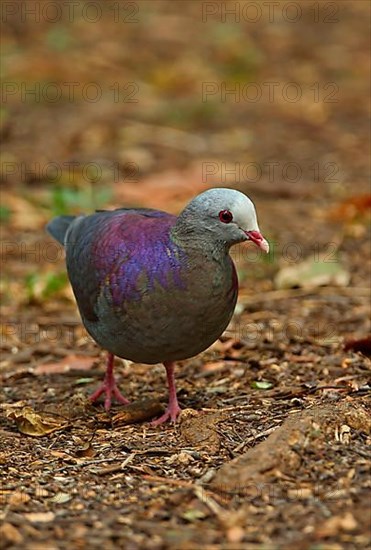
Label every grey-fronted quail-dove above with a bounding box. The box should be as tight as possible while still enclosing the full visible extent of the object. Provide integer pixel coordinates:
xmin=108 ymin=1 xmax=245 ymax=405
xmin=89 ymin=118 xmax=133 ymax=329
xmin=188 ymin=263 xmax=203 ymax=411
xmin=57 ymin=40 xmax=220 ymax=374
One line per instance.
xmin=46 ymin=188 xmax=269 ymax=425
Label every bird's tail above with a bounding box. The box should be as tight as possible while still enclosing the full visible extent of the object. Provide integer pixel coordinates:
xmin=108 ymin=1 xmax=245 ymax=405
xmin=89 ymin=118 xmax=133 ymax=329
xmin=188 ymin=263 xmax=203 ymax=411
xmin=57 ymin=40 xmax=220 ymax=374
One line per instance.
xmin=46 ymin=216 xmax=76 ymax=246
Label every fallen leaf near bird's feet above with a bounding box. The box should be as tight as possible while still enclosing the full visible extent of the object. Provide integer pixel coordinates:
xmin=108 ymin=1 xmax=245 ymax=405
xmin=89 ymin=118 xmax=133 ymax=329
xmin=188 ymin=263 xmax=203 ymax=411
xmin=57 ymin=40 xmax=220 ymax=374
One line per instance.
xmin=275 ymin=254 xmax=350 ymax=289
xmin=6 ymin=406 xmax=69 ymax=436
xmin=73 ymin=438 xmax=95 ymax=458
xmin=180 ymin=409 xmax=228 ymax=453
xmin=112 ymin=400 xmax=165 ymax=426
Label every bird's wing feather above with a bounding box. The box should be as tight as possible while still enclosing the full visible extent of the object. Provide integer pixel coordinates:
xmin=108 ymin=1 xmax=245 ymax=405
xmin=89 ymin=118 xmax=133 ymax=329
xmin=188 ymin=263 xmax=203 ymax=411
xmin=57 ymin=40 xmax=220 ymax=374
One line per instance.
xmin=64 ymin=209 xmax=183 ymax=322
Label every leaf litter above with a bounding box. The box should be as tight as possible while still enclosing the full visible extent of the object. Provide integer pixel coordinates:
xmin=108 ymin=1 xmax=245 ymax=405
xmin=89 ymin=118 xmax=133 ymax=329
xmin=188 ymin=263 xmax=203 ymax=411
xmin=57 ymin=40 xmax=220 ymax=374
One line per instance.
xmin=1 ymin=2 xmax=371 ymax=548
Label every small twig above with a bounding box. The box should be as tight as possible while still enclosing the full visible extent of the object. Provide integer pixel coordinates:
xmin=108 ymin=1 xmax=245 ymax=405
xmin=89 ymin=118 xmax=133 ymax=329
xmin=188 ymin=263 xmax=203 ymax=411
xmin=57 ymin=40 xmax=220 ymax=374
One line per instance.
xmin=91 ymin=453 xmax=136 ymax=475
xmin=194 ymin=485 xmax=225 ymax=519
xmin=141 ymin=474 xmax=193 ymax=488
xmin=232 ymin=426 xmax=279 ymax=454
xmin=308 ymin=384 xmax=350 ymax=393
xmin=121 ymin=453 xmax=136 ymax=468
xmin=53 ymin=456 xmax=124 ymax=472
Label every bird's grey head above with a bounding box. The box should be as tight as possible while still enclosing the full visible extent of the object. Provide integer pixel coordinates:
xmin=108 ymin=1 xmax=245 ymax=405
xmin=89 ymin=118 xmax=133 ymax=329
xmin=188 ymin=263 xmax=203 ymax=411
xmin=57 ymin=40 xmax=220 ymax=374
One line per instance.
xmin=176 ymin=188 xmax=269 ymax=252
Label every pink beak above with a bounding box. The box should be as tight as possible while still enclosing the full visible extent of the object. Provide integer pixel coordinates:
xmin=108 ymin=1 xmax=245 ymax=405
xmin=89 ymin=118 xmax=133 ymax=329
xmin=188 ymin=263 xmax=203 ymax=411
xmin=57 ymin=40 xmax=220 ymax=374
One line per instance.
xmin=245 ymin=230 xmax=269 ymax=253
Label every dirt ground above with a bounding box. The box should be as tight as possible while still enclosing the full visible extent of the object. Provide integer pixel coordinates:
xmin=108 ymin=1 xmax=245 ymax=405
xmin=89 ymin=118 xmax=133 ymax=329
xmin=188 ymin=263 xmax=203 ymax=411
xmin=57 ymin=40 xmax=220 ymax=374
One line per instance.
xmin=1 ymin=1 xmax=370 ymax=549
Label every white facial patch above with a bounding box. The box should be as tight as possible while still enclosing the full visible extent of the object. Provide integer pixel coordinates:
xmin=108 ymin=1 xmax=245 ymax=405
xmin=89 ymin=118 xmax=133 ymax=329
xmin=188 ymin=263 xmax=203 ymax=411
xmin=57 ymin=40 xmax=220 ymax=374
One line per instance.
xmin=230 ymin=194 xmax=259 ymax=232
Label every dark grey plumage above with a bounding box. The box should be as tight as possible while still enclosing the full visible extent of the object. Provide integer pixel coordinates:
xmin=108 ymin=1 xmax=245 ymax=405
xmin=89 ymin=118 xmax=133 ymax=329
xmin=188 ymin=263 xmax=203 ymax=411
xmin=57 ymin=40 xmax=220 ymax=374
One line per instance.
xmin=46 ymin=188 xmax=269 ymax=424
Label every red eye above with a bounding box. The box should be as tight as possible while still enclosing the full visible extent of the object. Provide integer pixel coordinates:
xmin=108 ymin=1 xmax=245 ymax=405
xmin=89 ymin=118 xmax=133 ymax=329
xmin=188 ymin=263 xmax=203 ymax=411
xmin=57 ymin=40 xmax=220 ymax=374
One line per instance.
xmin=219 ymin=210 xmax=233 ymax=223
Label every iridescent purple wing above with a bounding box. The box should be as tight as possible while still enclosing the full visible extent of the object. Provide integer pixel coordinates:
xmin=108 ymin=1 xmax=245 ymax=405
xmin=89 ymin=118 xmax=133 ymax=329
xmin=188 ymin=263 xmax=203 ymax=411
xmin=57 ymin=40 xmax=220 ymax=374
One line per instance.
xmin=65 ymin=209 xmax=185 ymax=322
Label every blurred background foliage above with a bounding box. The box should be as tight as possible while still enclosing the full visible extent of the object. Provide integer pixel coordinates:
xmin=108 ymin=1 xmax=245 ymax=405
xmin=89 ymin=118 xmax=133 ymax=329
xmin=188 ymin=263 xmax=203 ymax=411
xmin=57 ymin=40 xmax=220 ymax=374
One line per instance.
xmin=0 ymin=0 xmax=370 ymax=304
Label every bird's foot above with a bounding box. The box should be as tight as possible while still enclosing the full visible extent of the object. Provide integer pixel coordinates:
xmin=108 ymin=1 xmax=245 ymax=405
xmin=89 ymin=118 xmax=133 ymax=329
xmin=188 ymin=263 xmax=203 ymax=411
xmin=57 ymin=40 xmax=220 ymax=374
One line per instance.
xmin=151 ymin=401 xmax=181 ymax=426
xmin=89 ymin=382 xmax=130 ymax=411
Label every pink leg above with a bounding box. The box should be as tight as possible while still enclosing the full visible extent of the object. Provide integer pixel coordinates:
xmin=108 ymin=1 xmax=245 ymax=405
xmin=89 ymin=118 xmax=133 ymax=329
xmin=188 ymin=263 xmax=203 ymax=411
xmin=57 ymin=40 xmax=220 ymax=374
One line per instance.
xmin=89 ymin=353 xmax=130 ymax=411
xmin=151 ymin=361 xmax=181 ymax=426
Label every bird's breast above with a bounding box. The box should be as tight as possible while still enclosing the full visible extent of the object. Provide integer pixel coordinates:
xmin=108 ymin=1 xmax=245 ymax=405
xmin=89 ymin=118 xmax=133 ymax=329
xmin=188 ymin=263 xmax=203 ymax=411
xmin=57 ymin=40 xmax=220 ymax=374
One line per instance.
xmin=83 ymin=251 xmax=238 ymax=363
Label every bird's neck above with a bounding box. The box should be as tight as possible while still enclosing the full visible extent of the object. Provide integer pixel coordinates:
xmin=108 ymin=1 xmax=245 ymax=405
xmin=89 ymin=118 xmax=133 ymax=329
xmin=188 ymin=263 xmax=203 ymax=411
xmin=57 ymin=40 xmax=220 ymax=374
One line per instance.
xmin=171 ymin=222 xmax=230 ymax=259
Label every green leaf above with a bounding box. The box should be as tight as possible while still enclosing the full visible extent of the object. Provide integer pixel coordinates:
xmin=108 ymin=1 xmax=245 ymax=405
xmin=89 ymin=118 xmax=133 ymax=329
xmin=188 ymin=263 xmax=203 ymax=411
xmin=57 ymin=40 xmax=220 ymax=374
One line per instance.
xmin=46 ymin=27 xmax=72 ymax=52
xmin=24 ymin=271 xmax=68 ymax=302
xmin=74 ymin=378 xmax=95 ymax=385
xmin=0 ymin=205 xmax=11 ymax=223
xmin=51 ymin=186 xmax=112 ymax=216
xmin=275 ymin=254 xmax=350 ymax=289
xmin=251 ymin=380 xmax=273 ymax=390
xmin=43 ymin=272 xmax=68 ymax=298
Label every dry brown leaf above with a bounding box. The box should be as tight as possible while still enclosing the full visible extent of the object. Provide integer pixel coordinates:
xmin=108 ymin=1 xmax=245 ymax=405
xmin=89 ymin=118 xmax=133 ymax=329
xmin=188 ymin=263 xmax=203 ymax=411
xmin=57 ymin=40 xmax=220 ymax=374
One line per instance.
xmin=34 ymin=355 xmax=96 ymax=375
xmin=114 ymin=162 xmax=209 ymax=211
xmin=316 ymin=512 xmax=358 ymax=538
xmin=0 ymin=523 xmax=23 ymax=545
xmin=6 ymin=406 xmax=69 ymax=437
xmin=71 ymin=433 xmax=96 ymax=458
xmin=201 ymin=361 xmax=226 ymax=372
xmin=209 ymin=338 xmax=241 ymax=353
xmin=344 ymin=335 xmax=371 ymax=356
xmin=180 ymin=409 xmax=227 ymax=453
xmin=328 ymin=194 xmax=371 ymax=222
xmin=24 ymin=512 xmax=56 ymax=523
xmin=112 ymin=400 xmax=164 ymax=426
